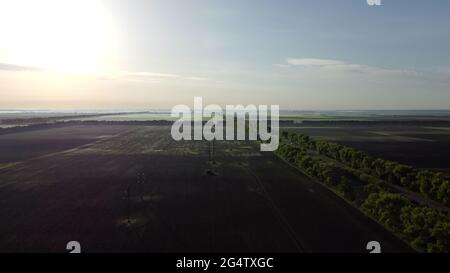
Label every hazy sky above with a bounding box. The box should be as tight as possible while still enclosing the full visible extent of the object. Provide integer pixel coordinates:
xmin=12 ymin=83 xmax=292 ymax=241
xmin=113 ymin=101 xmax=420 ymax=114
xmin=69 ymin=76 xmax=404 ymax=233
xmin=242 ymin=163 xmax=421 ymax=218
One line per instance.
xmin=1 ymin=0 xmax=450 ymax=110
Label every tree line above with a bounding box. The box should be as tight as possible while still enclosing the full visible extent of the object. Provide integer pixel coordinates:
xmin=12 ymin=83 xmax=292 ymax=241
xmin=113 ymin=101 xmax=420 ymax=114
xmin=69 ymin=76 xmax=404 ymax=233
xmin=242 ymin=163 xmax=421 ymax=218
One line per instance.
xmin=276 ymin=131 xmax=449 ymax=253
xmin=281 ymin=131 xmax=449 ymax=205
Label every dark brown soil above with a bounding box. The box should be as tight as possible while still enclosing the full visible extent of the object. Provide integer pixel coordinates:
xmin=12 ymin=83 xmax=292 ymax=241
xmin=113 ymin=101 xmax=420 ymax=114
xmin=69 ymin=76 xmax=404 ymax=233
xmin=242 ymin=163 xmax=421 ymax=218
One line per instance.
xmin=0 ymin=125 xmax=411 ymax=252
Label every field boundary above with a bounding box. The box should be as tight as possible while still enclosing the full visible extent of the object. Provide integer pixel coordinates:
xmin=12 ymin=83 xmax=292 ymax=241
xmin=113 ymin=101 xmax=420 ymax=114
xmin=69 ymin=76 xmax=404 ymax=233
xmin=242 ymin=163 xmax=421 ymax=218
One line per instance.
xmin=272 ymin=151 xmax=417 ymax=253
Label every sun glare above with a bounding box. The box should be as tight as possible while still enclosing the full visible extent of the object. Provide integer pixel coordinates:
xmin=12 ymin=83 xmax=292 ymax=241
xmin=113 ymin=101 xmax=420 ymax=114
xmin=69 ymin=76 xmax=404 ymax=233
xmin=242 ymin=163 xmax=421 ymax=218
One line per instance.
xmin=0 ymin=0 xmax=117 ymax=74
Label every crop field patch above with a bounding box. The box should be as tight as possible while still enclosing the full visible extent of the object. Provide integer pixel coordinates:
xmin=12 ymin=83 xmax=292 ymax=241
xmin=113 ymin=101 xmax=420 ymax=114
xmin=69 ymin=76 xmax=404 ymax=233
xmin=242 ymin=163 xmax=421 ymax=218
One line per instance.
xmin=287 ymin=126 xmax=450 ymax=171
xmin=0 ymin=125 xmax=410 ymax=252
xmin=0 ymin=125 xmax=135 ymax=164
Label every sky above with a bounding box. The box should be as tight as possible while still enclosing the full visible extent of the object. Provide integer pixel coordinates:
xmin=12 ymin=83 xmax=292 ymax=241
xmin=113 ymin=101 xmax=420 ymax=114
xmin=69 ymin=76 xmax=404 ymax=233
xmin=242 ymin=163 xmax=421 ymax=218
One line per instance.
xmin=1 ymin=0 xmax=450 ymax=110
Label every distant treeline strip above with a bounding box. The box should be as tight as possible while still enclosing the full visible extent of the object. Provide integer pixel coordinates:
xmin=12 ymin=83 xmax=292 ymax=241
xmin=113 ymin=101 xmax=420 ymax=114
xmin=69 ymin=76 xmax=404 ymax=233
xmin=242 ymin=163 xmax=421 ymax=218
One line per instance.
xmin=0 ymin=120 xmax=174 ymax=136
xmin=0 ymin=112 xmax=150 ymax=125
xmin=275 ymin=131 xmax=450 ymax=253
xmin=298 ymin=120 xmax=450 ymax=126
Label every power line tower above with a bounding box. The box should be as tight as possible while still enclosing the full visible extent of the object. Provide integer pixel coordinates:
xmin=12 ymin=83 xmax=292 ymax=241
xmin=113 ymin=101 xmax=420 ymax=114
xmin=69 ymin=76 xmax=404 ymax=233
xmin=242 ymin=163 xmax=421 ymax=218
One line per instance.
xmin=209 ymin=139 xmax=215 ymax=163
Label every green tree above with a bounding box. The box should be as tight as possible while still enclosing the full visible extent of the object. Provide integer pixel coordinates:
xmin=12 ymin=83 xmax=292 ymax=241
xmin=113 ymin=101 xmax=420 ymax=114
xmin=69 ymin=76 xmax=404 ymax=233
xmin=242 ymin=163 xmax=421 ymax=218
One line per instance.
xmin=362 ymin=192 xmax=410 ymax=231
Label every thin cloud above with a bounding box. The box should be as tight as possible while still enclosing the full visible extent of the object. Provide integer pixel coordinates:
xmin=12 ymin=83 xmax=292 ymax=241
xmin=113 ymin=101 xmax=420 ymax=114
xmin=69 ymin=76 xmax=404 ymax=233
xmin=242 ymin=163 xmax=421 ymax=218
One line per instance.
xmin=273 ymin=64 xmax=291 ymax=68
xmin=121 ymin=71 xmax=179 ymax=78
xmin=119 ymin=71 xmax=210 ymax=82
xmin=436 ymin=66 xmax=450 ymax=75
xmin=0 ymin=62 xmax=40 ymax=71
xmin=284 ymin=58 xmax=421 ymax=77
xmin=286 ymin=58 xmax=344 ymax=66
xmin=0 ymin=64 xmax=211 ymax=82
